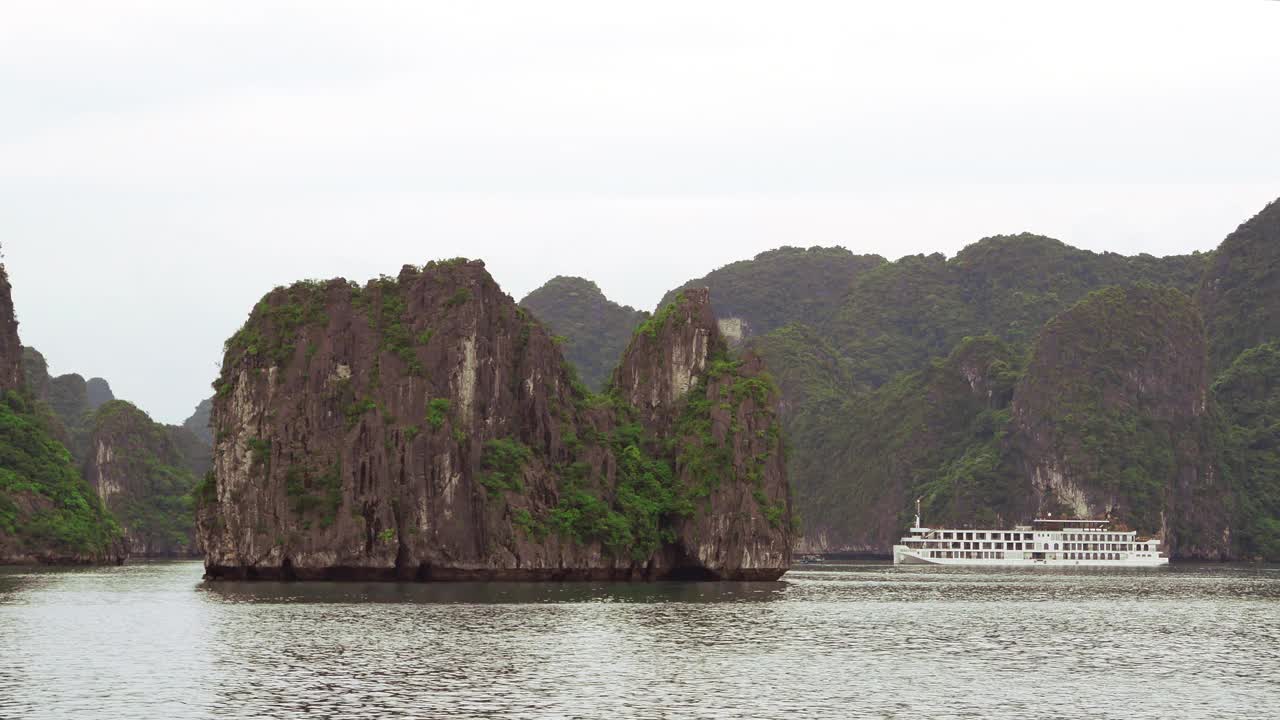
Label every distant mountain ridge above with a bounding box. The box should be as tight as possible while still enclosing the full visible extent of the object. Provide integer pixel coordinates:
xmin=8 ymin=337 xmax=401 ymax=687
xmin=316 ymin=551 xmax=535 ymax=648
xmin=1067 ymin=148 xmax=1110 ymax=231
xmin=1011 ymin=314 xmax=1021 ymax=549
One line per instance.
xmin=3 ymin=287 xmax=211 ymax=562
xmin=519 ymin=276 xmax=647 ymax=391
xmin=525 ymin=201 xmax=1279 ymax=560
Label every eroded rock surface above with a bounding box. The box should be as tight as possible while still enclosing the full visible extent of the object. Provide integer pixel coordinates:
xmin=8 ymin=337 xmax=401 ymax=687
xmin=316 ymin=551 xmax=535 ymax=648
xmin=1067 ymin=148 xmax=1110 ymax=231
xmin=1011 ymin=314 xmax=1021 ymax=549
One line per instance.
xmin=198 ymin=261 xmax=791 ymax=580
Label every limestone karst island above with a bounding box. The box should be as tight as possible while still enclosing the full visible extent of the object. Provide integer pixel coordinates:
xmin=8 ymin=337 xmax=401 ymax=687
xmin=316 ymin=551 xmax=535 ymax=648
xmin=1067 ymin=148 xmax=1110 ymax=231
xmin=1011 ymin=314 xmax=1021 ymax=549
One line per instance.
xmin=4 ymin=4 xmax=1280 ymax=717
xmin=4 ymin=198 xmax=1280 ymax=577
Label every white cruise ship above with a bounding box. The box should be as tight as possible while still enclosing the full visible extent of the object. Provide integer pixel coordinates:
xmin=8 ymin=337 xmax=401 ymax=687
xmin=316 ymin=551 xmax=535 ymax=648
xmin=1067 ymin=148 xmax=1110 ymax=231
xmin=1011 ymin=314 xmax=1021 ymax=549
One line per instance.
xmin=892 ymin=502 xmax=1169 ymax=567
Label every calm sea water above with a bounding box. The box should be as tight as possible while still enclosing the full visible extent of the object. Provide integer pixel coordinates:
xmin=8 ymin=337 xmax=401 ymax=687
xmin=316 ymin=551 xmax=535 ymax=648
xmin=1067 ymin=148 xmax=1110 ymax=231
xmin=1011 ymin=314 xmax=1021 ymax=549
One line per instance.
xmin=1 ymin=561 xmax=1277 ymax=719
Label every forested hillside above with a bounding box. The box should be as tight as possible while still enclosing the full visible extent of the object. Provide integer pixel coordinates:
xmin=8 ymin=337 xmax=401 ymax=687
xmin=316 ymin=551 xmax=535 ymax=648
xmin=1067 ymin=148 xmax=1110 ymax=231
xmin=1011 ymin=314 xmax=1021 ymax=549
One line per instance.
xmin=519 ymin=276 xmax=647 ymax=391
xmin=530 ymin=198 xmax=1280 ymax=559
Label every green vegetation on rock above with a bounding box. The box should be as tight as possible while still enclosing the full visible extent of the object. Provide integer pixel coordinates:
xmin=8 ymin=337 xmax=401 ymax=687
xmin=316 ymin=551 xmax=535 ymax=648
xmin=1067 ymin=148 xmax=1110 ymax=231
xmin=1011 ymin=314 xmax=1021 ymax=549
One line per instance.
xmin=224 ymin=279 xmax=331 ymax=368
xmin=520 ymin=276 xmax=647 ymax=391
xmin=479 ymin=438 xmax=533 ymax=496
xmin=545 ymin=416 xmax=690 ymax=562
xmin=285 ymin=460 xmax=343 ymax=529
xmin=1199 ymin=199 xmax=1280 ymax=371
xmin=0 ymin=390 xmax=120 ymax=557
xmin=86 ymin=400 xmax=203 ymax=555
xmin=658 ymin=246 xmax=886 ymax=338
xmin=1214 ymin=341 xmax=1280 ymax=560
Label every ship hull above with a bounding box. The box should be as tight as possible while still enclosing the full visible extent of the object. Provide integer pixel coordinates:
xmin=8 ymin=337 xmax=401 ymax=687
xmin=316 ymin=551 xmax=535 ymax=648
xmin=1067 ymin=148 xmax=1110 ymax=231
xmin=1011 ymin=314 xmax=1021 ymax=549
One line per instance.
xmin=893 ymin=546 xmax=1169 ymax=568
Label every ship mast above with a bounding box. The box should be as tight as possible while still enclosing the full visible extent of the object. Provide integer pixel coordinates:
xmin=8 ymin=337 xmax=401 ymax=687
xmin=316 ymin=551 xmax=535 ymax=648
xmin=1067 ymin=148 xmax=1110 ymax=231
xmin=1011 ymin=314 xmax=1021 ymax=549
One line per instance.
xmin=914 ymin=497 xmax=922 ymax=529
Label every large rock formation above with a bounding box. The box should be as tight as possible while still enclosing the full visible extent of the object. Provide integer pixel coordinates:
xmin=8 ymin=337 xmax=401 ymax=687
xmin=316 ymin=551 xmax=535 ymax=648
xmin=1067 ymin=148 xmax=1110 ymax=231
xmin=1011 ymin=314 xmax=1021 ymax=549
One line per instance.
xmin=1009 ymin=285 xmax=1230 ymax=558
xmin=83 ymin=401 xmax=203 ymax=557
xmin=198 ymin=260 xmax=791 ymax=580
xmin=614 ymin=289 xmax=791 ymax=575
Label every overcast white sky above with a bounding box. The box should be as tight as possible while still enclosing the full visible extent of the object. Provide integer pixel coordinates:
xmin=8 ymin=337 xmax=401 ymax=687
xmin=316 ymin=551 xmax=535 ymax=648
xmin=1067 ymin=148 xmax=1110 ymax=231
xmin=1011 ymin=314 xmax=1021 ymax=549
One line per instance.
xmin=3 ymin=1 xmax=1279 ymax=424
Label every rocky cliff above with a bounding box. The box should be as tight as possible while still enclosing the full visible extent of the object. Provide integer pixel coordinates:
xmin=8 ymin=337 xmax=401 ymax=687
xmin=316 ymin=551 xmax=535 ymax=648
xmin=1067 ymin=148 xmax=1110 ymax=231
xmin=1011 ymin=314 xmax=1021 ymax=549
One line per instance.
xmin=0 ymin=265 xmax=122 ymax=565
xmin=83 ymin=401 xmax=202 ymax=557
xmin=0 ymin=268 xmax=22 ymax=393
xmin=198 ymin=260 xmax=791 ymax=580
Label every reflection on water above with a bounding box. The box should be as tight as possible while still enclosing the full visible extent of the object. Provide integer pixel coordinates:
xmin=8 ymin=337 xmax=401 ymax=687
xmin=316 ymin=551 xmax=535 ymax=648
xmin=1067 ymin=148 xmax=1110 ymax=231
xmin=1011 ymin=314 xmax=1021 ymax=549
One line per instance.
xmin=198 ymin=578 xmax=790 ymax=604
xmin=2 ymin=561 xmax=1278 ymax=719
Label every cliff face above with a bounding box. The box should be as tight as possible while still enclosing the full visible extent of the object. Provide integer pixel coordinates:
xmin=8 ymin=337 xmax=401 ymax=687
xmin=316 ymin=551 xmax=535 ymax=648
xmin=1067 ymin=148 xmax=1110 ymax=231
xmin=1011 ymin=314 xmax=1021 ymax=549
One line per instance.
xmin=0 ymin=268 xmax=23 ymax=393
xmin=198 ymin=261 xmax=791 ymax=580
xmin=1010 ymin=285 xmax=1230 ymax=558
xmin=615 ymin=289 xmax=716 ymax=431
xmin=83 ymin=401 xmax=201 ymax=557
xmin=614 ymin=289 xmax=791 ymax=576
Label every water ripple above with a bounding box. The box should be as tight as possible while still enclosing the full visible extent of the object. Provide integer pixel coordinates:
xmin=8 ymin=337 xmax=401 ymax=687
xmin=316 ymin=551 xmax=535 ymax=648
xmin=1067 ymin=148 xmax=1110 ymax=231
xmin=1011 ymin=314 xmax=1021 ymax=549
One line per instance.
xmin=1 ymin=561 xmax=1277 ymax=719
